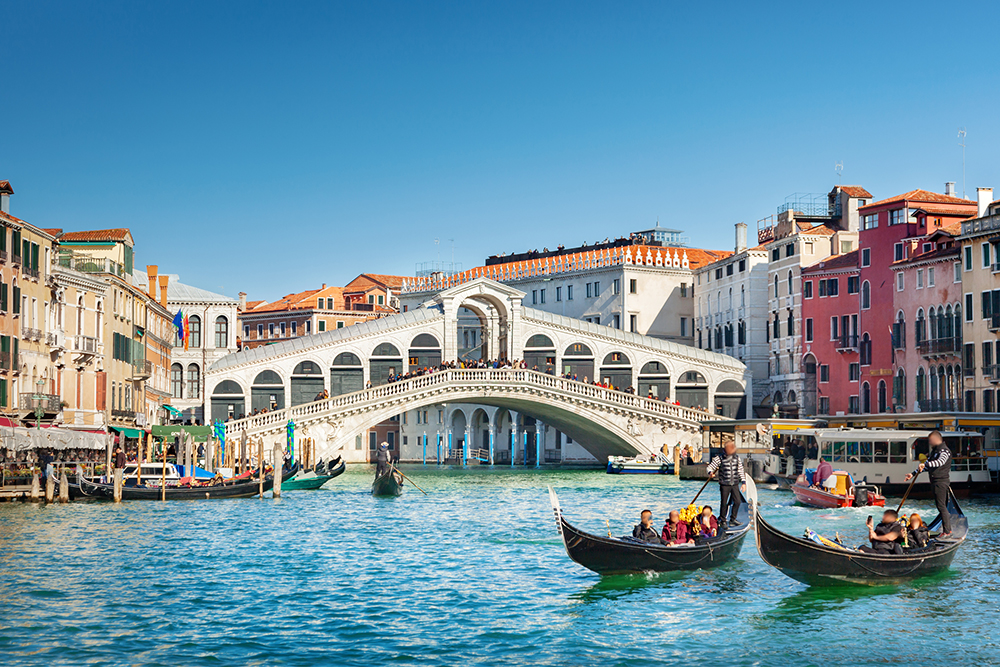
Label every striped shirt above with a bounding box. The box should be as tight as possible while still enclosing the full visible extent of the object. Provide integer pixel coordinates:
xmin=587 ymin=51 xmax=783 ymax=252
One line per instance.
xmin=707 ymin=453 xmax=746 ymax=485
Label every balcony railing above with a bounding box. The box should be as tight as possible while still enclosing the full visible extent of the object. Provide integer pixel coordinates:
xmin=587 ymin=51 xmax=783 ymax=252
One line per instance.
xmin=21 ymin=327 xmax=41 ymax=342
xmin=20 ymin=393 xmax=62 ymax=412
xmin=74 ymin=335 xmax=99 ymax=354
xmin=985 ymin=365 xmax=1000 ymax=384
xmin=0 ymin=250 xmax=7 ymax=263
xmin=21 ymin=265 xmax=39 ymax=279
xmin=917 ymin=398 xmax=964 ymax=412
xmin=916 ymin=337 xmax=961 ymax=357
xmin=112 ymin=409 xmax=137 ymax=420
xmin=57 ymin=253 xmax=127 ymax=278
xmin=351 ymin=303 xmax=375 ymax=312
xmin=991 ymin=314 xmax=1000 ymax=332
xmin=131 ymin=359 xmax=153 ymax=380
xmin=836 ymin=334 xmax=859 ymax=352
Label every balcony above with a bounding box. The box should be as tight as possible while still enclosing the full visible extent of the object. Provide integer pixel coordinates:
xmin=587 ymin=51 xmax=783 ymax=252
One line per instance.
xmin=985 ymin=365 xmax=1000 ymax=384
xmin=917 ymin=337 xmax=961 ymax=358
xmin=0 ymin=250 xmax=7 ymax=263
xmin=990 ymin=314 xmax=1000 ymax=332
xmin=20 ymin=393 xmax=62 ymax=413
xmin=11 ymin=253 xmax=21 ymax=266
xmin=351 ymin=303 xmax=375 ymax=312
xmin=21 ymin=327 xmax=42 ymax=342
xmin=131 ymin=359 xmax=153 ymax=380
xmin=917 ymin=398 xmax=963 ymax=412
xmin=21 ymin=265 xmax=39 ymax=280
xmin=72 ymin=335 xmax=99 ymax=363
xmin=56 ymin=253 xmax=127 ymax=278
xmin=112 ymin=409 xmax=137 ymax=420
xmin=836 ymin=334 xmax=859 ymax=352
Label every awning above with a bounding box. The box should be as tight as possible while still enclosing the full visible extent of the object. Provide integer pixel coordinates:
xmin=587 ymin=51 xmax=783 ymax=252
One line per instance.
xmin=150 ymin=424 xmax=212 ymax=440
xmin=111 ymin=426 xmax=144 ymax=438
xmin=162 ymin=404 xmax=183 ymax=417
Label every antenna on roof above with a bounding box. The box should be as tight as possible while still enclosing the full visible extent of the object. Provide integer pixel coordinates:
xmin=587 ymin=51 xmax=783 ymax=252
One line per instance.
xmin=958 ymin=127 xmax=967 ymax=198
xmin=834 ymin=161 xmax=843 ymax=184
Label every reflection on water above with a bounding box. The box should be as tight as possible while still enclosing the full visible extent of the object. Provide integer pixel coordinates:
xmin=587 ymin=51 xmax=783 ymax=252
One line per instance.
xmin=0 ymin=467 xmax=998 ymax=666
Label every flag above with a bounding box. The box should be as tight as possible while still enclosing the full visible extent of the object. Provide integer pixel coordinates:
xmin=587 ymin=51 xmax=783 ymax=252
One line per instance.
xmin=172 ymin=310 xmax=184 ymax=342
xmin=184 ymin=314 xmax=190 ymax=351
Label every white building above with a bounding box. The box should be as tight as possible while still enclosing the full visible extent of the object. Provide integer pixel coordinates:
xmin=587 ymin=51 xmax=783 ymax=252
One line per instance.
xmin=135 ymin=268 xmax=239 ymax=425
xmin=694 ymin=223 xmax=770 ymax=415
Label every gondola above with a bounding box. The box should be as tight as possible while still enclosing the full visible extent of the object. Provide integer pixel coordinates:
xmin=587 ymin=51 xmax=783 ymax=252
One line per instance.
xmin=754 ymin=490 xmax=968 ymax=585
xmin=283 ymin=458 xmax=346 ymax=490
xmin=371 ymin=463 xmax=403 ymax=496
xmin=548 ymin=477 xmax=758 ymax=575
xmin=74 ymin=464 xmax=298 ymax=500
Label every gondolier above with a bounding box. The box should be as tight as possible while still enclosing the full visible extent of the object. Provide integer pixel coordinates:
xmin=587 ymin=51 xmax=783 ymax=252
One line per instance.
xmin=706 ymin=441 xmax=746 ymax=528
xmin=375 ymin=442 xmax=391 ymax=478
xmin=904 ymin=430 xmax=953 ymax=537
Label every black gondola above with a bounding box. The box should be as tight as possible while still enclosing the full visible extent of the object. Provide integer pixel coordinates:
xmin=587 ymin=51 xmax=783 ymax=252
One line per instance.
xmin=548 ymin=478 xmax=758 ymax=575
xmin=74 ymin=464 xmax=298 ymax=500
xmin=754 ymin=490 xmax=968 ymax=585
xmin=372 ymin=463 xmax=403 ymax=496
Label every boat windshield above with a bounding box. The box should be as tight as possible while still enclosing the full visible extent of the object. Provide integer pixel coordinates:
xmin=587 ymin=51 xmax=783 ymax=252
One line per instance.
xmin=819 ymin=437 xmax=909 ymax=464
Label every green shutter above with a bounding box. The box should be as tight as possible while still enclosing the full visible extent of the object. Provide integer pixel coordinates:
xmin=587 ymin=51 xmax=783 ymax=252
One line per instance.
xmin=31 ymin=243 xmax=39 ymax=271
xmin=0 ymin=379 xmax=7 ymax=407
xmin=12 ymin=338 xmax=18 ymax=367
xmin=0 ymin=283 xmax=6 ymax=313
xmin=12 ymin=285 xmax=19 ymax=314
xmin=21 ymin=240 xmax=29 ymax=265
xmin=0 ymin=229 xmax=6 ymax=252
xmin=124 ymin=245 xmax=133 ymax=275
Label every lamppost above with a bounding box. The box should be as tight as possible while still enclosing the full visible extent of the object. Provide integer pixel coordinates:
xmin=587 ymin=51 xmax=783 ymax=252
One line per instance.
xmin=33 ymin=378 xmax=45 ymax=429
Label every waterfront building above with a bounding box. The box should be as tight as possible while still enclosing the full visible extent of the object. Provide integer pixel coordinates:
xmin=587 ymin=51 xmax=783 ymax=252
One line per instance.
xmin=762 ymin=186 xmax=868 ymax=416
xmin=693 ymin=223 xmax=770 ymax=415
xmin=134 ymin=268 xmax=239 ymax=425
xmin=799 ymin=250 xmax=860 ymax=416
xmin=855 ymin=186 xmax=977 ymax=415
xmin=957 ymin=189 xmax=1000 ymax=412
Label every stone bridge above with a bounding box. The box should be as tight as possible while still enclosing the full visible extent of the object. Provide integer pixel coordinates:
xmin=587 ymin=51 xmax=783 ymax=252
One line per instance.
xmin=207 ymin=278 xmax=750 ymax=462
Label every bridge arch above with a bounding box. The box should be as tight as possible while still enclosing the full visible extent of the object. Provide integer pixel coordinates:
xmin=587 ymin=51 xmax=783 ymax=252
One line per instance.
xmin=563 ymin=342 xmax=594 ymax=381
xmin=638 ymin=360 xmax=671 ymax=400
xmin=291 ymin=360 xmax=325 ymax=406
xmin=251 ymin=369 xmax=285 ymax=412
xmin=330 ymin=351 xmax=364 ymax=396
xmin=211 ymin=379 xmax=245 ymax=423
xmin=523 ymin=333 xmax=556 ymax=373
xmin=599 ymin=351 xmax=632 ymax=390
xmin=370 ymin=342 xmax=403 ymax=385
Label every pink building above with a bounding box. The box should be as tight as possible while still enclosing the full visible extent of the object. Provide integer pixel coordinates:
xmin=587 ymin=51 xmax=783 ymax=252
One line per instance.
xmin=801 ymin=251 xmax=860 ymax=415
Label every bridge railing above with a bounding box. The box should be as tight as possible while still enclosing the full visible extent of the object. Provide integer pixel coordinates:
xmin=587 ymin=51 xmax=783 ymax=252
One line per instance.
xmin=223 ymin=369 xmax=722 ymax=436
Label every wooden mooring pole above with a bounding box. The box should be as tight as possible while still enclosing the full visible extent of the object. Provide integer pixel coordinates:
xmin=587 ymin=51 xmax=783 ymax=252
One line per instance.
xmin=272 ymin=444 xmax=283 ymax=499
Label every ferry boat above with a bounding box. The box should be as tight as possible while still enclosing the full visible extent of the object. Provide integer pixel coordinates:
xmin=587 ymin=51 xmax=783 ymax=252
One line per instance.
xmin=764 ymin=428 xmax=990 ymax=496
xmin=606 ymin=454 xmax=673 ymax=474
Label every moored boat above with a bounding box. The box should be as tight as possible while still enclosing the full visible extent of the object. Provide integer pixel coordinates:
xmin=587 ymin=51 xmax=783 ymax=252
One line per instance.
xmin=283 ymin=458 xmax=346 ymax=490
xmin=548 ymin=477 xmax=757 ymax=575
xmin=791 ymin=469 xmax=885 ymax=509
xmin=74 ymin=464 xmax=298 ymax=500
xmin=372 ymin=464 xmax=403 ymax=496
xmin=606 ymin=454 xmax=673 ymax=474
xmin=754 ymin=491 xmax=967 ymax=585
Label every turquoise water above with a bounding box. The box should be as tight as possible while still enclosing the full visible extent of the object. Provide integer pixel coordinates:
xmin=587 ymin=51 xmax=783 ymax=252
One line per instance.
xmin=2 ymin=467 xmax=999 ymax=666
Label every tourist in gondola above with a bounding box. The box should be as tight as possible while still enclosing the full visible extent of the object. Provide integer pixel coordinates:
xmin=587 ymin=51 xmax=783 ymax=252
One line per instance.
xmin=904 ymin=430 xmax=953 ymax=537
xmin=661 ymin=510 xmax=693 ymax=545
xmin=859 ymin=509 xmax=904 ymax=554
xmin=693 ymin=506 xmax=718 ymax=539
xmin=375 ymin=442 xmax=391 ymax=478
xmin=706 ymin=440 xmax=746 ymax=527
xmin=907 ymin=513 xmax=930 ymax=549
xmin=631 ymin=509 xmax=664 ymax=544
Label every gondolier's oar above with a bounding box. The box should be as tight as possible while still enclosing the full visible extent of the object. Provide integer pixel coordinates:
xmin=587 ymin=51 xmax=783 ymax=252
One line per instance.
xmin=393 ymin=468 xmax=428 ymax=496
xmin=689 ymin=476 xmax=712 ymax=506
xmin=895 ymin=472 xmax=919 ymax=514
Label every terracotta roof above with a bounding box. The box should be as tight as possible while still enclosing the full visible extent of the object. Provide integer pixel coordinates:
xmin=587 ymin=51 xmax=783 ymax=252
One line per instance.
xmin=41 ymin=228 xmax=63 ymax=237
xmin=344 ymin=273 xmax=409 ymax=292
xmin=243 ymin=285 xmax=356 ymax=314
xmin=838 ymin=185 xmax=872 ymax=198
xmin=803 ymin=250 xmax=859 ymax=273
xmin=799 ymin=224 xmax=836 ymax=236
xmin=59 ymin=228 xmax=134 ymax=243
xmin=0 ymin=210 xmax=29 ymax=226
xmin=892 ymin=245 xmax=960 ymax=267
xmin=0 ymin=181 xmax=12 ymax=195
xmin=937 ymin=222 xmax=963 ymax=236
xmin=861 ymin=189 xmax=976 ymax=210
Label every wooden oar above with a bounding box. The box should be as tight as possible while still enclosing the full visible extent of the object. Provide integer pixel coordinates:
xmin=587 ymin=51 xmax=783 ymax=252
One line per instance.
xmin=689 ymin=476 xmax=712 ymax=506
xmin=895 ymin=471 xmax=919 ymax=514
xmin=393 ymin=467 xmax=428 ymax=496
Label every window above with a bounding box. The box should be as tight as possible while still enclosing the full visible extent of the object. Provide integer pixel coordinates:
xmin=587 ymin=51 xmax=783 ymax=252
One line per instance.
xmin=532 ymin=290 xmax=537 ymax=305
xmin=849 ymin=363 xmax=860 ymax=382
xmin=556 ymin=286 xmax=562 ymax=302
xmin=785 ymin=243 xmax=795 ymax=257
xmin=849 ymin=396 xmax=860 ymax=413
xmin=917 ymin=268 xmax=924 ymax=289
xmin=337 ymin=321 xmax=344 ymax=328
xmin=819 ymin=396 xmax=830 ymax=414
xmin=186 ymin=364 xmax=200 ymax=398
xmin=630 ymin=314 xmax=637 ymax=332
xmin=889 ymin=209 xmax=904 ymax=225
xmin=804 ymin=281 xmax=813 ymax=298
xmin=820 ymin=364 xmax=829 ymax=382
xmin=318 ymin=321 xmax=326 ymax=332
xmin=772 ymin=248 xmax=780 ymax=261
xmin=726 ymin=264 xmax=734 ymax=276
xmin=847 ymin=276 xmax=859 ymax=294
xmin=928 ymin=268 xmax=935 ymax=287
xmin=243 ymin=324 xmax=250 ymax=338
xmin=188 ymin=315 xmax=201 ymax=347
xmin=861 ymin=281 xmax=871 ymax=309
xmin=896 ymin=272 xmax=904 ymax=291
xmin=804 ymin=241 xmax=814 ymax=254
xmin=378 ymin=295 xmax=384 ymax=305
xmin=612 ymin=279 xmax=620 ymax=295
xmin=739 ymin=259 xmax=746 ymax=272
xmin=539 ymin=289 xmax=546 ymax=304
xmin=841 ymin=240 xmax=853 ymax=253
xmin=774 ymin=275 xmax=779 ymax=299
xmin=965 ymin=343 xmax=975 ymax=372
xmin=317 ymin=298 xmax=323 ymax=309
xmin=863 ymin=214 xmax=878 ymax=230
xmin=594 ymin=281 xmax=600 ymax=296
xmin=291 ymin=321 xmax=297 ymax=335
xmin=861 ymin=248 xmax=871 ymax=267
xmin=613 ymin=313 xmax=621 ymax=329
xmin=257 ymin=324 xmax=263 ymax=338
xmin=279 ymin=322 xmax=286 ymax=337
xmin=567 ymin=285 xmax=573 ymax=300
xmin=305 ymin=320 xmax=311 ymax=334
xmin=828 ymin=278 xmax=838 ymax=296
xmin=680 ymin=283 xmax=688 ymax=297
xmin=679 ymin=317 xmax=686 ymax=337
xmin=715 ymin=268 xmax=723 ymax=280
xmin=805 ymin=318 xmax=813 ymax=342
xmin=984 ymin=242 xmax=992 ymax=269
xmin=586 ymin=283 xmax=592 ymax=298
xmin=368 ymin=295 xmax=374 ymax=304
xmin=965 ymin=245 xmax=973 ymax=271
xmin=830 ymin=316 xmax=839 ymax=340
xmin=267 ymin=323 xmax=274 ymax=338
xmin=966 ymin=293 xmax=974 ymax=321
xmin=894 ymin=243 xmax=905 ymax=261
xmin=170 ymin=364 xmax=183 ymax=399
xmin=954 ymin=261 xmax=961 ymax=283
xmin=629 ymin=279 xmax=637 ymax=294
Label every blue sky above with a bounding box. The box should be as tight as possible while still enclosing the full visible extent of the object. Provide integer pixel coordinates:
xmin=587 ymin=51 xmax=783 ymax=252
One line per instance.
xmin=3 ymin=1 xmax=998 ymax=300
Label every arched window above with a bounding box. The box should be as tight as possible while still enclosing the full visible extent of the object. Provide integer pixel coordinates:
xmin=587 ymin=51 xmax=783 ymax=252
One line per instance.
xmin=916 ymin=368 xmax=926 ymax=403
xmin=877 ymin=379 xmax=887 ymax=413
xmin=188 ymin=315 xmax=202 ymax=348
xmin=741 ymin=284 xmax=745 ymax=307
xmin=915 ymin=308 xmax=926 ymax=344
xmin=728 ymin=287 xmax=733 ymax=310
xmin=861 ymin=281 xmax=871 ymax=310
xmin=170 ymin=363 xmax=183 ymax=399
xmin=787 ymin=270 xmax=793 ymax=295
xmin=525 ymin=334 xmax=554 ymax=348
xmin=372 ymin=342 xmax=401 ymax=356
xmin=215 ymin=316 xmax=229 ymax=349
xmin=862 ymin=382 xmax=871 ymax=414
xmin=774 ymin=274 xmax=779 ymax=299
xmin=186 ymin=364 xmax=200 ymax=399
xmin=894 ymin=369 xmax=906 ymax=409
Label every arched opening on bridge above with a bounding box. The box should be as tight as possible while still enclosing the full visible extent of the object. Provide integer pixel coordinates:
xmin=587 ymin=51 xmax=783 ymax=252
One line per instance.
xmin=675 ymin=370 xmax=709 ymax=410
xmin=562 ymin=343 xmax=594 ymax=381
xmin=330 ymin=352 xmax=363 ymax=396
xmin=408 ymin=333 xmax=442 ymax=371
xmin=457 ymin=306 xmax=487 ymax=363
xmin=251 ymin=370 xmax=284 ymax=412
xmin=599 ymin=351 xmax=632 ymax=391
xmin=638 ymin=361 xmax=670 ymax=400
xmin=470 ymin=408 xmax=491 ymax=459
xmin=290 ymin=360 xmax=324 ymax=406
xmin=714 ymin=379 xmax=746 ymax=418
xmin=210 ymin=380 xmax=244 ymax=423
xmin=494 ymin=409 xmax=514 ymax=463
xmin=523 ymin=334 xmax=555 ymax=374
xmin=370 ymin=343 xmax=402 ymax=386
xmin=449 ymin=410 xmax=467 ymax=460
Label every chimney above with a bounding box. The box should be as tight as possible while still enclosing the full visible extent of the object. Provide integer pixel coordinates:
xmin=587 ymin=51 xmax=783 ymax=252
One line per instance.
xmin=158 ymin=275 xmax=169 ymax=307
xmin=146 ymin=265 xmax=159 ymax=300
xmin=945 ymin=181 xmax=956 ymax=197
xmin=0 ymin=181 xmax=12 ymax=215
xmin=977 ymin=187 xmax=993 ymax=218
xmin=238 ymin=291 xmax=247 ymax=311
xmin=735 ymin=222 xmax=747 ymax=253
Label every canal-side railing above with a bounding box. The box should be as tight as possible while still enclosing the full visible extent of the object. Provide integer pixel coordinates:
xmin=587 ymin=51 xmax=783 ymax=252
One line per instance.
xmin=224 ymin=368 xmax=723 ymax=437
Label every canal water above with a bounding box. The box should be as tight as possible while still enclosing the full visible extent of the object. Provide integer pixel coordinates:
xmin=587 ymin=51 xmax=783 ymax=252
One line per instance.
xmin=2 ymin=467 xmax=999 ymax=666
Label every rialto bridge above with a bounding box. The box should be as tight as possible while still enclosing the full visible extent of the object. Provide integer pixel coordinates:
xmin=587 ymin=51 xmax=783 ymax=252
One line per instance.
xmin=208 ymin=279 xmax=750 ymax=463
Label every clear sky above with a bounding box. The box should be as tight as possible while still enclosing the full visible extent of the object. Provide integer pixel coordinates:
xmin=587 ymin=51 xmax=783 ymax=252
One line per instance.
xmin=3 ymin=1 xmax=999 ymax=300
